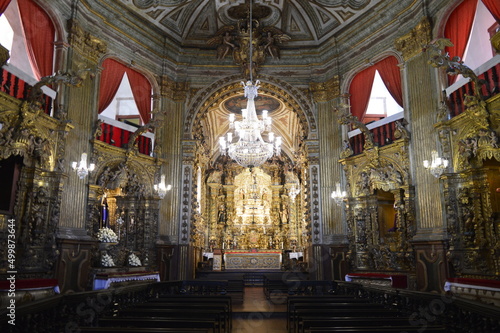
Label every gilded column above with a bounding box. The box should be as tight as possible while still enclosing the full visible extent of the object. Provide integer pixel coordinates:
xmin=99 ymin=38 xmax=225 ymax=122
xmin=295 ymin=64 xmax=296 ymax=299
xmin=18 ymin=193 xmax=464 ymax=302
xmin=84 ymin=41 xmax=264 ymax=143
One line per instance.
xmin=58 ymin=21 xmax=107 ymax=239
xmin=157 ymin=76 xmax=188 ymax=242
xmin=395 ymin=18 xmax=446 ymax=237
xmin=156 ymin=75 xmax=189 ymax=279
xmin=395 ymin=18 xmax=449 ymax=292
xmin=310 ymin=77 xmax=346 ymax=243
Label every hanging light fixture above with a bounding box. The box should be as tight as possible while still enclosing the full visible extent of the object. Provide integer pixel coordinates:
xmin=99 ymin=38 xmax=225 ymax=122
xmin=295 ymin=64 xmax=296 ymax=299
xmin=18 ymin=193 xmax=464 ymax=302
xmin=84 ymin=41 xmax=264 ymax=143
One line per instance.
xmin=72 ymin=152 xmax=95 ymax=179
xmin=154 ymin=174 xmax=172 ymax=199
xmin=219 ymin=0 xmax=281 ymax=168
xmin=423 ymin=150 xmax=448 ymax=178
xmin=331 ymin=183 xmax=347 ymax=206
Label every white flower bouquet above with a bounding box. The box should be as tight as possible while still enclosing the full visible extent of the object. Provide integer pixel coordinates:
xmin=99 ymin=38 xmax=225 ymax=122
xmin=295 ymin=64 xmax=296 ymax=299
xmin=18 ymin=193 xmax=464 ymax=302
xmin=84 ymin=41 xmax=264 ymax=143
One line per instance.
xmin=128 ymin=253 xmax=142 ymax=267
xmin=101 ymin=253 xmax=115 ymax=267
xmin=97 ymin=227 xmax=118 ymax=243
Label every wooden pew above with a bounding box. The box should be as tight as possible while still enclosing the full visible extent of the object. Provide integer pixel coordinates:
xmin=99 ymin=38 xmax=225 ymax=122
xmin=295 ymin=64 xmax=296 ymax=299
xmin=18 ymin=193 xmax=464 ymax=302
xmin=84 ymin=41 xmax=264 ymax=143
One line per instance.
xmin=79 ymin=328 xmax=210 ymax=333
xmin=97 ymin=317 xmax=218 ymax=332
xmin=305 ymin=326 xmax=446 ymax=332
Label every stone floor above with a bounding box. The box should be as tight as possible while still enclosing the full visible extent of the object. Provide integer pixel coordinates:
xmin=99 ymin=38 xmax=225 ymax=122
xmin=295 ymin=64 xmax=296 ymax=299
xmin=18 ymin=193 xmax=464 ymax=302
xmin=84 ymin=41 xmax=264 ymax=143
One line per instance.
xmin=232 ymin=287 xmax=288 ymax=332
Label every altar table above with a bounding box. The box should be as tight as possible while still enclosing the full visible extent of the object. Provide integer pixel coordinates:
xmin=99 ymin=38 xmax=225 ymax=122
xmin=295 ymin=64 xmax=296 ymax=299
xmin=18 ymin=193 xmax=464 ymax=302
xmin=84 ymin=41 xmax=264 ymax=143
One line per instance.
xmin=224 ymin=250 xmax=282 ymax=270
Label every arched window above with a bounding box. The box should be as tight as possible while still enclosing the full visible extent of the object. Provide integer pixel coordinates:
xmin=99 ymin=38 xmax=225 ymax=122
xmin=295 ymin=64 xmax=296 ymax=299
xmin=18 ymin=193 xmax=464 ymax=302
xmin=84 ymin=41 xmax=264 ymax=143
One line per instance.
xmin=349 ymin=56 xmax=403 ymax=124
xmin=98 ymin=58 xmax=152 ymax=125
xmin=444 ymin=0 xmax=499 ymax=85
xmin=1 ymin=0 xmax=55 ymax=80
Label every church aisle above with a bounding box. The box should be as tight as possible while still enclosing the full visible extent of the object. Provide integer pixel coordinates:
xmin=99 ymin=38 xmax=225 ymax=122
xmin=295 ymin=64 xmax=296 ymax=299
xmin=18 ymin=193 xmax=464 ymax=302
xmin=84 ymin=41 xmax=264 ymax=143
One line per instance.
xmin=232 ymin=287 xmax=287 ymax=332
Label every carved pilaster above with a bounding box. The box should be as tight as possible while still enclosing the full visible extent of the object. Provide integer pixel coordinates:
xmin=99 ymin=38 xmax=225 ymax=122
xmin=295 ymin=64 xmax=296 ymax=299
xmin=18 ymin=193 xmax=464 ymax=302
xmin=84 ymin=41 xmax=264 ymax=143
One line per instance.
xmin=161 ymin=75 xmax=189 ymax=101
xmin=395 ymin=17 xmax=432 ymax=62
xmin=309 ymin=75 xmax=340 ymax=102
xmin=68 ymin=19 xmax=107 ymax=64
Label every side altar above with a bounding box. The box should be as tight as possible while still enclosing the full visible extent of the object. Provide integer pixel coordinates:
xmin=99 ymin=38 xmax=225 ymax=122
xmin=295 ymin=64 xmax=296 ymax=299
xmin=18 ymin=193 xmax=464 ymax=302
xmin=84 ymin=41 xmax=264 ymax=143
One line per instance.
xmin=223 ymin=249 xmax=282 ymax=270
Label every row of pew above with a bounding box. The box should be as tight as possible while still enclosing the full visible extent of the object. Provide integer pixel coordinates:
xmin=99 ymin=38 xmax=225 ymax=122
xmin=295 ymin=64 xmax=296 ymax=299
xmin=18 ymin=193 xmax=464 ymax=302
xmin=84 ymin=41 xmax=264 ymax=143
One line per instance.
xmin=79 ymin=294 xmax=232 ymax=333
xmin=287 ymin=295 xmax=446 ymax=333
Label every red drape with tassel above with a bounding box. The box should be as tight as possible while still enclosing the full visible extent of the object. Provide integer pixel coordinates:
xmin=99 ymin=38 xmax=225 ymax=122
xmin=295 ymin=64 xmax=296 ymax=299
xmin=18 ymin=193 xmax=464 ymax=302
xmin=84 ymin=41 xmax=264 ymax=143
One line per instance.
xmin=374 ymin=56 xmax=403 ymax=108
xmin=349 ymin=56 xmax=402 ymax=122
xmin=444 ymin=0 xmax=478 ymax=85
xmin=482 ymin=0 xmax=500 ymax=22
xmin=18 ymin=0 xmax=55 ymax=80
xmin=0 ymin=0 xmax=11 ymax=14
xmin=98 ymin=58 xmax=152 ymax=124
xmin=98 ymin=59 xmax=126 ymax=113
xmin=349 ymin=67 xmax=376 ymax=123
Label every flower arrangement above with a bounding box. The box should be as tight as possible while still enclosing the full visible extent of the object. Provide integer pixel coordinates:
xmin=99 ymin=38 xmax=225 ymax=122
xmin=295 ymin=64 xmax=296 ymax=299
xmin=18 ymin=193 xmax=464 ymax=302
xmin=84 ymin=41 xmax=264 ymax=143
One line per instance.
xmin=97 ymin=227 xmax=118 ymax=243
xmin=128 ymin=253 xmax=142 ymax=267
xmin=101 ymin=253 xmax=115 ymax=267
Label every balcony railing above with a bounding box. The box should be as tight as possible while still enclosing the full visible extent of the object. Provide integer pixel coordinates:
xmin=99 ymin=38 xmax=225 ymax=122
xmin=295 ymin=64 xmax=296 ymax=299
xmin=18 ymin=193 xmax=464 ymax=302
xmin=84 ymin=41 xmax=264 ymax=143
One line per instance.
xmin=445 ymin=55 xmax=500 ymax=118
xmin=1 ymin=65 xmax=54 ymax=115
xmin=97 ymin=115 xmax=153 ymax=156
xmin=348 ymin=112 xmax=404 ymax=155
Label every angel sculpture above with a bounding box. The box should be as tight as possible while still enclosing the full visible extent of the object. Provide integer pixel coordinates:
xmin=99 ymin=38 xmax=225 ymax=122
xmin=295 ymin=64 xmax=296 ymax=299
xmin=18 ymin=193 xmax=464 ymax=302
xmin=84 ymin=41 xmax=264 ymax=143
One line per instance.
xmin=206 ymin=26 xmax=237 ymax=60
xmin=261 ymin=27 xmax=291 ymax=60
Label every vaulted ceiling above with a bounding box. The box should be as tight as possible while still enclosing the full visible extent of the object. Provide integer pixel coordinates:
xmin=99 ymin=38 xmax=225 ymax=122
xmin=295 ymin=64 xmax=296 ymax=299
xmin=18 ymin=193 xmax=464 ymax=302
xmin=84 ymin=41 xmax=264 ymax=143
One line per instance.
xmin=115 ymin=0 xmax=383 ymax=48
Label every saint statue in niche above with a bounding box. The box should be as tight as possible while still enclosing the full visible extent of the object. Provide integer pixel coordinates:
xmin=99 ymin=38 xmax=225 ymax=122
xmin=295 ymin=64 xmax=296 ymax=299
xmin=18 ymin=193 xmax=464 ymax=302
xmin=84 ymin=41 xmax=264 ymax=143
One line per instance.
xmin=218 ymin=203 xmax=227 ymax=224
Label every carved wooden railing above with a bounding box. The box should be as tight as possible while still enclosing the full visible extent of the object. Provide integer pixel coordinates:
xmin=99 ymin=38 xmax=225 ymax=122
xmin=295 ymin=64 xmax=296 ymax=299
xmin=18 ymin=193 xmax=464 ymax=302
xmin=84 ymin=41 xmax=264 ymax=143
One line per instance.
xmin=348 ymin=112 xmax=403 ymax=155
xmin=0 ymin=67 xmax=53 ymax=115
xmin=97 ymin=115 xmax=153 ymax=156
xmin=446 ymin=58 xmax=500 ymax=118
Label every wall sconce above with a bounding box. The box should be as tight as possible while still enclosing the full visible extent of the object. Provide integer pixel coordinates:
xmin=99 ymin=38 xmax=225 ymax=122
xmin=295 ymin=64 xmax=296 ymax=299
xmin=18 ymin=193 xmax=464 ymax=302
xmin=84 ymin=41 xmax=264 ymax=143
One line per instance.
xmin=154 ymin=174 xmax=172 ymax=199
xmin=331 ymin=183 xmax=347 ymax=206
xmin=423 ymin=150 xmax=448 ymax=178
xmin=72 ymin=153 xmax=95 ymax=179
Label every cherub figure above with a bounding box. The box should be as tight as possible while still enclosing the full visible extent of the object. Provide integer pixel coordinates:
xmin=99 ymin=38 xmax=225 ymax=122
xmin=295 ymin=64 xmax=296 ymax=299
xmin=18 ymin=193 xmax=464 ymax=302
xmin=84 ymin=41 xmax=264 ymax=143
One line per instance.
xmin=260 ymin=27 xmax=290 ymax=60
xmin=206 ymin=27 xmax=237 ymax=60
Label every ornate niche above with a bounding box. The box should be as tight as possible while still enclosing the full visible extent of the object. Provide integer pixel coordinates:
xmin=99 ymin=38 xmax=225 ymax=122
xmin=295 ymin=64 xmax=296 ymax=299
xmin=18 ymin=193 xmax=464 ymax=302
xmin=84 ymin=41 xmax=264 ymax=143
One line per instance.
xmin=202 ymin=154 xmax=309 ymax=258
xmin=0 ymin=99 xmax=72 ymax=276
xmin=88 ymin=145 xmax=161 ymax=271
xmin=438 ymin=103 xmax=500 ymax=277
xmin=341 ymin=142 xmax=415 ymax=273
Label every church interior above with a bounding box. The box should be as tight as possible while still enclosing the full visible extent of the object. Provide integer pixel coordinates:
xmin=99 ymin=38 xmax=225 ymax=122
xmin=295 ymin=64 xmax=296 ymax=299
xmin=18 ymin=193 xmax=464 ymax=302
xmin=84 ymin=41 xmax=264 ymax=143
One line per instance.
xmin=0 ymin=0 xmax=500 ymax=331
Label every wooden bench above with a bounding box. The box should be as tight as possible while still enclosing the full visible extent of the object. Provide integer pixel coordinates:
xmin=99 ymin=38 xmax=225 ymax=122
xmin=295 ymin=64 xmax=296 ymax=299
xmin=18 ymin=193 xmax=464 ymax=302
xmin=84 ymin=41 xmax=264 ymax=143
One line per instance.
xmin=265 ymin=279 xmax=336 ymax=301
xmin=292 ymin=308 xmax=401 ymax=333
xmin=79 ymin=328 xmax=210 ymax=333
xmin=128 ymin=303 xmax=231 ymax=331
xmin=117 ymin=308 xmax=227 ymax=332
xmin=97 ymin=317 xmax=218 ymax=332
xmin=305 ymin=326 xmax=446 ymax=332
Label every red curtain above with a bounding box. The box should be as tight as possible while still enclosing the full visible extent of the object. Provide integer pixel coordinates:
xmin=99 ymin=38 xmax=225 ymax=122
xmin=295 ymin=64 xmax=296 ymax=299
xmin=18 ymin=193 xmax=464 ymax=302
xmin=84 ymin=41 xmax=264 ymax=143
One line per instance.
xmin=17 ymin=0 xmax=55 ymax=80
xmin=349 ymin=56 xmax=402 ymax=122
xmin=0 ymin=0 xmax=11 ymax=14
xmin=444 ymin=0 xmax=478 ymax=85
xmin=98 ymin=59 xmax=126 ymax=113
xmin=374 ymin=56 xmax=403 ymax=107
xmin=482 ymin=0 xmax=500 ymax=22
xmin=126 ymin=69 xmax=152 ymax=124
xmin=98 ymin=58 xmax=152 ymax=124
xmin=349 ymin=66 xmax=376 ymax=122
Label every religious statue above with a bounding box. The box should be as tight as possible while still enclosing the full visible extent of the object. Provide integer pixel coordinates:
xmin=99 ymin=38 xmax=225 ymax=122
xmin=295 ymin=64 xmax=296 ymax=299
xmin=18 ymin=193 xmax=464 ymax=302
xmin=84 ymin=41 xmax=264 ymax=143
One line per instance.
xmin=261 ymin=28 xmax=290 ymax=60
xmin=218 ymin=203 xmax=227 ymax=224
xmin=206 ymin=20 xmax=290 ymax=77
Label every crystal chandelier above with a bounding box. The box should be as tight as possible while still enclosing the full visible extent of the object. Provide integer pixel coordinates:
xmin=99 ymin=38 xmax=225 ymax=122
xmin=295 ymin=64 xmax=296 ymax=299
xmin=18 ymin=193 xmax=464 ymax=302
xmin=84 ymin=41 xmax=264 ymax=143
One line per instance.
xmin=330 ymin=183 xmax=347 ymax=206
xmin=154 ymin=174 xmax=172 ymax=199
xmin=423 ymin=150 xmax=448 ymax=178
xmin=218 ymin=0 xmax=281 ymax=168
xmin=72 ymin=152 xmax=95 ymax=179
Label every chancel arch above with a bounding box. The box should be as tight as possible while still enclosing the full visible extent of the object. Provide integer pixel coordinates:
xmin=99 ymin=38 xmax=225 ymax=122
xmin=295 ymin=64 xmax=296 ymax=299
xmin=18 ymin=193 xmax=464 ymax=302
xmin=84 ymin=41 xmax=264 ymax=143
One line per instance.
xmin=183 ymin=74 xmax=317 ymax=272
